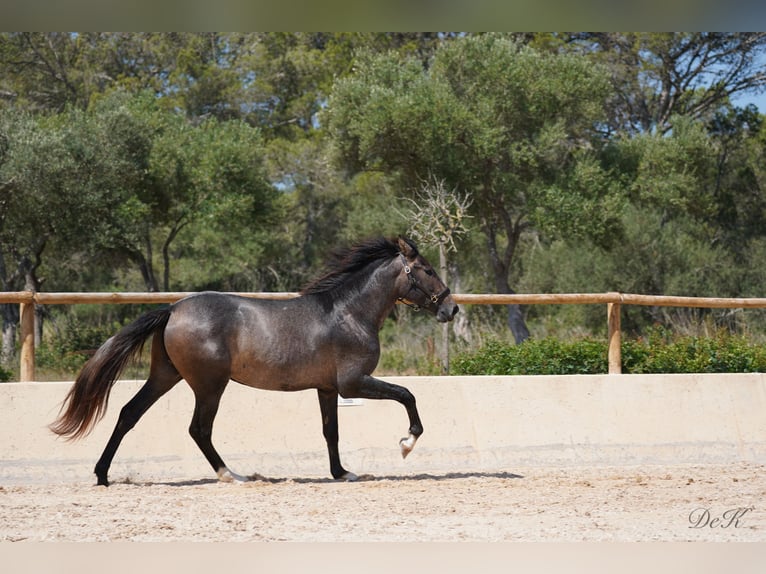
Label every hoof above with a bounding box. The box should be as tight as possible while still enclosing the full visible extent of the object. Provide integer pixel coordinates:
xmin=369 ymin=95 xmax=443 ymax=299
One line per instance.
xmin=399 ymin=433 xmax=418 ymax=459
xmin=340 ymin=471 xmax=359 ymax=482
xmin=217 ymin=468 xmax=249 ymax=483
xmin=95 ymin=466 xmax=109 ymax=487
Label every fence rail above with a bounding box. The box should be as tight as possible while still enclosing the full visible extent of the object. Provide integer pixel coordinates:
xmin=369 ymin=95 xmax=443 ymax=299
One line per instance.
xmin=4 ymin=291 xmax=766 ymax=381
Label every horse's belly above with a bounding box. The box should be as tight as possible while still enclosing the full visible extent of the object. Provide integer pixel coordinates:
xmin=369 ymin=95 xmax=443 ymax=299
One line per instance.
xmin=230 ymin=354 xmax=337 ymax=392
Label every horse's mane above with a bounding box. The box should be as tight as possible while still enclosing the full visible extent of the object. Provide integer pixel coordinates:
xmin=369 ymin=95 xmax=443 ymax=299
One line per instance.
xmin=300 ymin=236 xmax=415 ymax=298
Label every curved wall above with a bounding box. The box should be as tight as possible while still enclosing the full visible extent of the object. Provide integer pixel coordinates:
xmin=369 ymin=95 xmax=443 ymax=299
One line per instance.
xmin=2 ymin=374 xmax=765 ymax=484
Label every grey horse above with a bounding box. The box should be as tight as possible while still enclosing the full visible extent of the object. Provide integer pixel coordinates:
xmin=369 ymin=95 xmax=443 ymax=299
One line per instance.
xmin=50 ymin=236 xmax=459 ymax=486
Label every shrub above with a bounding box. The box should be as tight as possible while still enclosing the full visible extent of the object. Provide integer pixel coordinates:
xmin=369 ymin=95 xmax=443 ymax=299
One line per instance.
xmin=452 ymin=330 xmax=766 ymax=375
xmin=35 ymin=315 xmax=123 ymax=378
xmin=452 ymin=337 xmax=607 ymax=375
xmin=0 ymin=363 xmax=13 ymax=382
xmin=621 ymin=328 xmax=766 ymax=374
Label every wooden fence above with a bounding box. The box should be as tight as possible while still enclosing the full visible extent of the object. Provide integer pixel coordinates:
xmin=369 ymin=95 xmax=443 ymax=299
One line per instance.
xmin=4 ymin=290 xmax=766 ymax=381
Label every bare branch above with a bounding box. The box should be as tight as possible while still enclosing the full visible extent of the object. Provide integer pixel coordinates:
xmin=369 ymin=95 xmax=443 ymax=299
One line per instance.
xmin=396 ymin=173 xmax=473 ymax=254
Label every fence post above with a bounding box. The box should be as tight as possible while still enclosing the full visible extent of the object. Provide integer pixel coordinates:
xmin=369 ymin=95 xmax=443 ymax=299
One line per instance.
xmin=607 ymin=299 xmax=622 ymax=375
xmin=19 ymin=301 xmax=35 ymax=381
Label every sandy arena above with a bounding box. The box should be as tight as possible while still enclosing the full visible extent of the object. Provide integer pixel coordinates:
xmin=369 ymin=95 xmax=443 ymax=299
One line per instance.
xmin=2 ymin=462 xmax=765 ymax=542
xmin=2 ymin=375 xmax=766 ymax=543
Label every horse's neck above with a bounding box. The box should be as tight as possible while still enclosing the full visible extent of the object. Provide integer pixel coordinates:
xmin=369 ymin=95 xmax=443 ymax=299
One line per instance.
xmin=339 ymin=259 xmax=400 ymax=331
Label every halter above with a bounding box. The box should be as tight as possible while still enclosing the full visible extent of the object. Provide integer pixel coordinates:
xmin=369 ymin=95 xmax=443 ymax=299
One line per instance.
xmin=397 ymin=254 xmax=451 ymax=312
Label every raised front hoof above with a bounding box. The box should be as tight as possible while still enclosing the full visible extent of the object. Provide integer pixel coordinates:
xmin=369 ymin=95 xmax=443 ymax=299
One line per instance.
xmin=216 ymin=468 xmax=249 ymax=484
xmin=399 ymin=433 xmax=419 ymax=459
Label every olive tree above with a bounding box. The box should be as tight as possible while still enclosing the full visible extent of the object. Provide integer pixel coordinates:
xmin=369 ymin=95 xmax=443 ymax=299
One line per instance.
xmin=326 ymin=34 xmax=622 ymax=343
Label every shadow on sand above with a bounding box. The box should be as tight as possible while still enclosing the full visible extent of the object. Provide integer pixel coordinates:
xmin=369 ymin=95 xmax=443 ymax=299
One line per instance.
xmin=121 ymin=470 xmax=524 ymax=487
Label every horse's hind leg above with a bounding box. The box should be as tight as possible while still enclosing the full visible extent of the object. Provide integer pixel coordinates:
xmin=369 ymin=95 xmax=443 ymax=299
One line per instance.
xmin=187 ymin=378 xmax=247 ymax=483
xmin=94 ymin=371 xmax=180 ymax=486
xmin=317 ymin=389 xmax=358 ymax=482
xmin=94 ymin=332 xmax=181 ymax=486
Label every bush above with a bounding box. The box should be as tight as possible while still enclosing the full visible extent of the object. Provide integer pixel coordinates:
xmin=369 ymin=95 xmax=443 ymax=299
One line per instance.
xmin=452 ymin=337 xmax=607 ymax=375
xmin=35 ymin=314 xmax=123 ymax=378
xmin=0 ymin=363 xmax=13 ymax=382
xmin=452 ymin=329 xmax=766 ymax=375
xmin=621 ymin=328 xmax=766 ymax=374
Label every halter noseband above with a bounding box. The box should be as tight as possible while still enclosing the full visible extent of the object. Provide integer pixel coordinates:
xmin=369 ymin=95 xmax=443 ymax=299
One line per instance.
xmin=397 ymin=253 xmax=451 ymax=312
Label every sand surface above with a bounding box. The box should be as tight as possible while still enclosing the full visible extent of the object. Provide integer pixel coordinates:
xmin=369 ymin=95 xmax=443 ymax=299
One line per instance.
xmin=2 ymin=462 xmax=765 ymax=542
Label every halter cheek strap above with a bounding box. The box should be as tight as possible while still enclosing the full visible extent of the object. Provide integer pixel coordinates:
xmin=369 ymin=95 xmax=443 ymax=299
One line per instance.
xmin=397 ymin=254 xmax=451 ymax=312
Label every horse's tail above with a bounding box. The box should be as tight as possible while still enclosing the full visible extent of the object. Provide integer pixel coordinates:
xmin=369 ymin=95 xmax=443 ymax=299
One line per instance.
xmin=49 ymin=307 xmax=172 ymax=441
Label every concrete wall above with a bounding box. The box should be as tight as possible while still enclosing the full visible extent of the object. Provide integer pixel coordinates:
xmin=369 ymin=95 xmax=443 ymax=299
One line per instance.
xmin=2 ymin=374 xmax=766 ymax=484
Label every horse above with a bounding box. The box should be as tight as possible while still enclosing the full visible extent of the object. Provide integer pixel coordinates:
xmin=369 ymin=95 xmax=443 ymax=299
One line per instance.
xmin=50 ymin=236 xmax=459 ymax=486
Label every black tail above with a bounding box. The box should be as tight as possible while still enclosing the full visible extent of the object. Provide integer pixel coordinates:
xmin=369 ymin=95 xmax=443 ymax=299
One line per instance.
xmin=49 ymin=307 xmax=172 ymax=440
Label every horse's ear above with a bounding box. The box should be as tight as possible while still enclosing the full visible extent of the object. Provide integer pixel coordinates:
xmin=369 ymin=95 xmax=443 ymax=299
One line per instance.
xmin=397 ymin=236 xmax=418 ymax=259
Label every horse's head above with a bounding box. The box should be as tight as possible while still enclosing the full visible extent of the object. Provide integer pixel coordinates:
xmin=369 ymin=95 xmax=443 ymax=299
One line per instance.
xmin=396 ymin=236 xmax=459 ymax=323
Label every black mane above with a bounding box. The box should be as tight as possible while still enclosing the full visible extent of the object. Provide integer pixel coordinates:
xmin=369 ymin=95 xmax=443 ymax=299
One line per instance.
xmin=300 ymin=236 xmax=413 ymax=297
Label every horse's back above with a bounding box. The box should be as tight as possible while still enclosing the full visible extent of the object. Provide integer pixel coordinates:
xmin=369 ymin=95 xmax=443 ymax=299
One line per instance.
xmin=162 ymin=291 xmax=338 ymax=390
xmin=164 ymin=291 xmax=286 ymax=352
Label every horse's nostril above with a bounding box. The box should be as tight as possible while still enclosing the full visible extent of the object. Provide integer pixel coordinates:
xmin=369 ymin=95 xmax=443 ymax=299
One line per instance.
xmin=452 ymin=305 xmax=459 ymax=317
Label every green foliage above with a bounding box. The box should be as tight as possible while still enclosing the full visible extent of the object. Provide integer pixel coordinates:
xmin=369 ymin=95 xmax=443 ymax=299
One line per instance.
xmin=375 ymin=313 xmax=445 ymax=376
xmin=35 ymin=308 xmax=150 ymax=379
xmin=453 ymin=338 xmax=608 ymax=375
xmin=453 ymin=329 xmax=766 ymax=376
xmin=3 ymin=33 xmax=766 ymax=372
xmin=35 ymin=316 xmax=120 ymax=377
xmin=0 ymin=363 xmax=12 ymax=382
xmin=327 ymin=35 xmax=619 ymax=234
xmin=325 ymin=33 xmax=624 ymax=344
xmin=621 ymin=327 xmax=766 ymax=374
xmin=621 ymin=116 xmax=718 ymax=222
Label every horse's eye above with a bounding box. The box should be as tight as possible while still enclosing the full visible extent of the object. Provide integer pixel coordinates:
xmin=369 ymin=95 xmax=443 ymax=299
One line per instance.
xmin=425 ymin=268 xmax=434 ymax=276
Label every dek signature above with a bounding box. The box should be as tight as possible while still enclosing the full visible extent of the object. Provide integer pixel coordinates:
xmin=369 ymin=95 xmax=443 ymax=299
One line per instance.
xmin=688 ymin=506 xmax=754 ymax=529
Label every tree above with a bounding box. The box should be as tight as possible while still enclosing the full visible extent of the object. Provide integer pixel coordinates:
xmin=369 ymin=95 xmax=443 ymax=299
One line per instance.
xmin=158 ymin=116 xmax=278 ymax=292
xmin=398 ymin=174 xmax=472 ymax=370
xmin=326 ymin=33 xmax=622 ymax=343
xmin=0 ymin=33 xmax=249 ymax=117
xmin=235 ymin=32 xmax=449 ymax=140
xmin=706 ymin=103 xmax=766 ymax=259
xmin=620 ymin=114 xmax=719 ymax=223
xmin=0 ymin=107 xmax=118 ymax=358
xmin=0 ymin=32 xmax=96 ymax=112
xmin=568 ymin=33 xmax=766 ymax=135
xmin=399 ymin=174 xmax=472 ymax=277
xmin=83 ymin=90 xmax=276 ymax=292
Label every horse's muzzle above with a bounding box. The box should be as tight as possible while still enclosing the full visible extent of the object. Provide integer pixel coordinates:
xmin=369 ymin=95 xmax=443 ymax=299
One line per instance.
xmin=436 ymin=299 xmax=459 ymax=323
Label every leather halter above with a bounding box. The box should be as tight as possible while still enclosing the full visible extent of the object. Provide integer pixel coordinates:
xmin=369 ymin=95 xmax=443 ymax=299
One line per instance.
xmin=397 ymin=254 xmax=451 ymax=312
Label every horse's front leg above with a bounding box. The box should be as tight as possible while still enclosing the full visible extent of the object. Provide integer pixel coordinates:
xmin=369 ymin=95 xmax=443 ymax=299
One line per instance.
xmin=338 ymin=375 xmax=423 ymax=459
xmin=317 ymin=388 xmax=358 ymax=481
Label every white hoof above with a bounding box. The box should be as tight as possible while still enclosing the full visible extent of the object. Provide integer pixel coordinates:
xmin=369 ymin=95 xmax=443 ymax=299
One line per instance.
xmin=399 ymin=433 xmax=418 ymax=459
xmin=341 ymin=471 xmax=359 ymax=482
xmin=217 ymin=468 xmax=249 ymax=483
